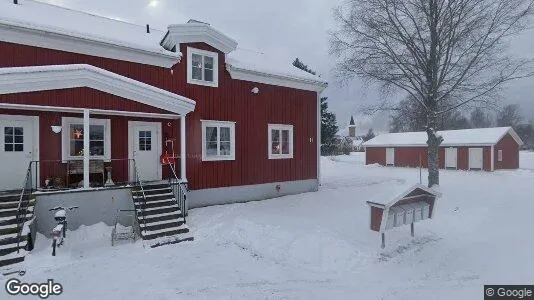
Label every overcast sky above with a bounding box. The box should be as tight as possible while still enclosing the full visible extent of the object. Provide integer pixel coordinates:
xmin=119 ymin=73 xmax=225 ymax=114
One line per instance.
xmin=42 ymin=0 xmax=534 ymax=133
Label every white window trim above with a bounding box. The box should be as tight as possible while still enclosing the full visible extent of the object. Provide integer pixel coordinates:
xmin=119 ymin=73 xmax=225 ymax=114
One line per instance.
xmin=201 ymin=120 xmax=236 ymax=161
xmin=187 ymin=47 xmax=219 ymax=88
xmin=61 ymin=117 xmax=111 ymax=161
xmin=268 ymin=124 xmax=294 ymax=159
xmin=498 ymin=149 xmax=503 ymax=162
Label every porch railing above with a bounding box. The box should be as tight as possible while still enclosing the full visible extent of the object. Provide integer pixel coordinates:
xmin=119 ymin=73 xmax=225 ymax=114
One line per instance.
xmin=130 ymin=159 xmax=148 ymax=230
xmin=24 ymin=158 xmax=142 ymax=191
xmin=166 ymin=161 xmax=187 ymax=223
xmin=15 ymin=162 xmax=34 ymax=253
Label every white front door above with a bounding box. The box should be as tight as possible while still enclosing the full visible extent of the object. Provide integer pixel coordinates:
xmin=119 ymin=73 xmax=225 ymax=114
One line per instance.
xmin=468 ymin=148 xmax=483 ymax=170
xmin=386 ymin=148 xmax=395 ymax=166
xmin=445 ymin=147 xmax=458 ymax=169
xmin=130 ymin=122 xmax=161 ymax=182
xmin=0 ymin=116 xmax=36 ymax=190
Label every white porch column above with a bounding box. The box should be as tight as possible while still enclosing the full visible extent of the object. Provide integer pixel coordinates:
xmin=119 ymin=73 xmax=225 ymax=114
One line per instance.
xmin=83 ymin=109 xmax=90 ymax=188
xmin=180 ymin=114 xmax=187 ymax=181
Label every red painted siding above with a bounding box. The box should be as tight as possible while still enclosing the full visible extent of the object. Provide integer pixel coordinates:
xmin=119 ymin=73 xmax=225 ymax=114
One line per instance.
xmin=0 ymin=108 xmax=177 ymax=186
xmin=0 ymin=41 xmax=318 ymax=190
xmin=494 ymin=134 xmax=520 ymax=169
xmin=365 ymin=145 xmax=498 ymax=171
xmin=365 ymin=148 xmax=386 ymax=165
xmin=370 ymin=206 xmax=383 ymax=232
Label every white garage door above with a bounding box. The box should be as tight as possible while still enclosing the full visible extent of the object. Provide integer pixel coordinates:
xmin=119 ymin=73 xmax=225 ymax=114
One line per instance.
xmin=386 ymin=148 xmax=395 ymax=166
xmin=468 ymin=148 xmax=483 ymax=170
xmin=445 ymin=148 xmax=458 ymax=169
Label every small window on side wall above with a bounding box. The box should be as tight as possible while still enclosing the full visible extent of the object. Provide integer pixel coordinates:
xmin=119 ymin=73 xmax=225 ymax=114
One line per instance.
xmin=201 ymin=120 xmax=235 ymax=161
xmin=268 ymin=124 xmax=293 ymax=159
xmin=187 ymin=47 xmax=218 ymax=87
xmin=498 ymin=149 xmax=503 ymax=162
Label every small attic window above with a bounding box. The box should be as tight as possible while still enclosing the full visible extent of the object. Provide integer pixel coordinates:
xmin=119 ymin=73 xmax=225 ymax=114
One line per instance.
xmin=187 ymin=47 xmax=218 ymax=88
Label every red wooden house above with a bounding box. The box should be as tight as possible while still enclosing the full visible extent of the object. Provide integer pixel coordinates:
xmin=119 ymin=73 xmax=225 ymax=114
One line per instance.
xmin=0 ymin=0 xmax=326 ymax=265
xmin=363 ymin=127 xmax=523 ymax=171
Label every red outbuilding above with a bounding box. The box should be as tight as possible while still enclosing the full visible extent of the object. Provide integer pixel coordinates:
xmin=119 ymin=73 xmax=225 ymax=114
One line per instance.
xmin=363 ymin=127 xmax=523 ymax=171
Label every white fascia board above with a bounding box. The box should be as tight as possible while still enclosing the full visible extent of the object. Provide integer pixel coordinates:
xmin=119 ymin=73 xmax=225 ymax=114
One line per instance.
xmin=363 ymin=143 xmax=495 ymax=148
xmin=382 ymin=184 xmax=441 ymax=208
xmin=165 ymin=23 xmax=238 ymax=54
xmin=0 ymin=23 xmax=181 ymax=68
xmin=499 ymin=127 xmax=524 ymax=146
xmin=0 ymin=64 xmax=195 ymax=115
xmin=226 ymin=64 xmax=328 ymax=93
xmin=0 ymin=103 xmax=180 ymax=119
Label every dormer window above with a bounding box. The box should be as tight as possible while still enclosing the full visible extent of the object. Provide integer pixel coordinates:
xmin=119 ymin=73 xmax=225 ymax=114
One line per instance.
xmin=187 ymin=47 xmax=219 ymax=87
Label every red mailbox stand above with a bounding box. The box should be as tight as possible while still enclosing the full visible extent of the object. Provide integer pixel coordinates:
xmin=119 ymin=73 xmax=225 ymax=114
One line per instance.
xmin=366 ymin=183 xmax=440 ymax=249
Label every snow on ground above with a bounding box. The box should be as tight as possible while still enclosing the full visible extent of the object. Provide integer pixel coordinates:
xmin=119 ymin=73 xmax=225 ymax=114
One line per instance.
xmin=2 ymin=152 xmax=534 ymax=299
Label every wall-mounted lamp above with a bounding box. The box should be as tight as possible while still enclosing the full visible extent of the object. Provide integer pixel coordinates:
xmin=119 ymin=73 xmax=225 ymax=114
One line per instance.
xmin=251 ymin=87 xmax=260 ymax=94
xmin=51 ymin=125 xmax=62 ymax=134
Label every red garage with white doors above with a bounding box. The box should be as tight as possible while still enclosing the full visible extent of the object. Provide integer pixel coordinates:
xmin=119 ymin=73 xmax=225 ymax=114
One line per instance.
xmin=363 ymin=127 xmax=523 ymax=171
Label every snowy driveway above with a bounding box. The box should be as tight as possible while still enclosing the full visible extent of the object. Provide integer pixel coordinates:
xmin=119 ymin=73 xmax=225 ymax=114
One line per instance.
xmin=2 ymin=152 xmax=534 ymax=299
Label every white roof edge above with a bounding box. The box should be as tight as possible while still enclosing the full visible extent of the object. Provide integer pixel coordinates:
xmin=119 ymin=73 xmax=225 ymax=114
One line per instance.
xmin=500 ymin=127 xmax=524 ymax=146
xmin=364 ymin=143 xmax=495 ymax=148
xmin=0 ymin=21 xmax=180 ymax=68
xmin=362 ymin=127 xmax=521 ymax=148
xmin=0 ymin=64 xmax=196 ymax=115
xmin=368 ymin=183 xmax=440 ymax=208
xmin=226 ymin=64 xmax=328 ymax=92
xmin=164 ymin=23 xmax=238 ymax=54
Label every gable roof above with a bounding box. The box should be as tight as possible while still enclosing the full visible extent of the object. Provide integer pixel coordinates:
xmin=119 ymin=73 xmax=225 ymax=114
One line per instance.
xmin=0 ymin=1 xmax=328 ymax=92
xmin=0 ymin=0 xmax=179 ymax=67
xmin=366 ymin=182 xmax=440 ymax=207
xmin=162 ymin=21 xmax=238 ymax=54
xmin=0 ymin=64 xmax=196 ymax=115
xmin=363 ymin=127 xmax=523 ymax=147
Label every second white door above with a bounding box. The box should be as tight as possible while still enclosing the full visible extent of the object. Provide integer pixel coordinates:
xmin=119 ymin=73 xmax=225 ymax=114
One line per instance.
xmin=130 ymin=122 xmax=161 ymax=182
xmin=468 ymin=148 xmax=483 ymax=170
xmin=445 ymin=147 xmax=458 ymax=169
xmin=386 ymin=148 xmax=395 ymax=166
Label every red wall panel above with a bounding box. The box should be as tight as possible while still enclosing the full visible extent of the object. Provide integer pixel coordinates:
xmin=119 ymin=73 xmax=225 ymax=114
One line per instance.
xmin=0 ymin=41 xmax=319 ymax=190
xmin=365 ymin=148 xmax=386 ymax=165
xmin=494 ymin=134 xmax=520 ymax=169
xmin=366 ymin=145 xmax=498 ymax=171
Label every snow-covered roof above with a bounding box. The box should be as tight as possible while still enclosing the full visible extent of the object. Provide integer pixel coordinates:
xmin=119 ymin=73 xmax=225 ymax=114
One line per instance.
xmin=363 ymin=127 xmax=523 ymax=147
xmin=0 ymin=64 xmax=196 ymax=115
xmin=0 ymin=0 xmax=177 ymax=59
xmin=226 ymin=48 xmax=328 ymax=91
xmin=0 ymin=0 xmax=328 ymax=91
xmin=365 ymin=182 xmax=439 ymax=207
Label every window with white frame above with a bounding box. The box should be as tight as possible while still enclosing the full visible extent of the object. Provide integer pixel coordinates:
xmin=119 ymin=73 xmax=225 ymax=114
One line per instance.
xmin=268 ymin=124 xmax=293 ymax=159
xmin=187 ymin=47 xmax=218 ymax=87
xmin=201 ymin=120 xmax=235 ymax=161
xmin=4 ymin=127 xmax=24 ymax=152
xmin=62 ymin=117 xmax=111 ymax=160
xmin=498 ymin=149 xmax=503 ymax=162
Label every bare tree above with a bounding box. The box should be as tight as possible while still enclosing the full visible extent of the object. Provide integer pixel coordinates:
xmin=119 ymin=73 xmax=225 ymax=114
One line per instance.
xmin=390 ymin=96 xmax=471 ymax=132
xmin=470 ymin=108 xmax=494 ymax=128
xmin=389 ymin=97 xmax=428 ymax=132
xmin=331 ymin=0 xmax=534 ymax=187
xmin=496 ymin=104 xmax=523 ymax=127
xmin=441 ymin=111 xmax=471 ymax=130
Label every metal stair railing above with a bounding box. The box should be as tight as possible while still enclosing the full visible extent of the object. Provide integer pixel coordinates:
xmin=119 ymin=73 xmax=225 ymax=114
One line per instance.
xmin=15 ymin=161 xmax=35 ymax=253
xmin=166 ymin=160 xmax=187 ymax=224
xmin=131 ymin=159 xmax=148 ymax=231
